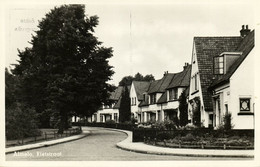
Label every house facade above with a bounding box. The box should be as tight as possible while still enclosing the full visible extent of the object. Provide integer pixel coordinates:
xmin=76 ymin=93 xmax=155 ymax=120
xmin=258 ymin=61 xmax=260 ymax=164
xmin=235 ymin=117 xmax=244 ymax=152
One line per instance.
xmin=188 ymin=25 xmax=254 ymax=129
xmin=129 ymin=81 xmax=150 ymax=122
xmin=91 ymin=86 xmax=123 ymax=123
xmin=138 ymin=63 xmax=191 ymax=124
xmin=209 ymin=28 xmax=254 ymax=129
xmin=139 ymin=73 xmax=175 ymax=123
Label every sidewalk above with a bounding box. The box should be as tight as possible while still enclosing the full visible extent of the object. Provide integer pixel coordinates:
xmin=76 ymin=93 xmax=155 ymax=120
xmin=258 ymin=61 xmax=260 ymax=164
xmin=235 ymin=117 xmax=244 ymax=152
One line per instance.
xmin=5 ymin=130 xmax=90 ymax=154
xmin=5 ymin=127 xmax=254 ymax=158
xmin=110 ymin=128 xmax=254 ymax=158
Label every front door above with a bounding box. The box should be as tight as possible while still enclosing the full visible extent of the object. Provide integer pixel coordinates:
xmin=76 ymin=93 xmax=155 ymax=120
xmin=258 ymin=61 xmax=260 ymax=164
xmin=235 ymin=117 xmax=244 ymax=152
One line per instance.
xmin=214 ymin=98 xmax=221 ymax=127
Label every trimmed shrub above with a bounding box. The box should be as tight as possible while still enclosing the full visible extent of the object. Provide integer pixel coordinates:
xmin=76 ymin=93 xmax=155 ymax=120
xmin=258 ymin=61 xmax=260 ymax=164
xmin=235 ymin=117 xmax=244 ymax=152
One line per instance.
xmin=151 ymin=121 xmax=166 ymax=130
xmin=156 ymin=132 xmax=173 ymax=141
xmin=105 ymin=120 xmax=116 ymax=124
xmin=182 ymin=133 xmax=196 ymax=142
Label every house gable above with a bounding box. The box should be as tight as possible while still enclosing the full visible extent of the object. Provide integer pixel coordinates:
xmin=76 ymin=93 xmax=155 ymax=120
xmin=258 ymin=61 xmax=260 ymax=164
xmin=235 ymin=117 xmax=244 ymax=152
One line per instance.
xmin=193 ymin=36 xmax=241 ymax=111
xmin=210 ymin=30 xmax=254 ymax=89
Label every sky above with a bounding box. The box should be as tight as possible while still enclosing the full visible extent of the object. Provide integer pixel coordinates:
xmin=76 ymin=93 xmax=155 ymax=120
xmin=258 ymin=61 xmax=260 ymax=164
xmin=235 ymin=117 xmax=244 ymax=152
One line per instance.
xmin=4 ymin=1 xmax=256 ymax=86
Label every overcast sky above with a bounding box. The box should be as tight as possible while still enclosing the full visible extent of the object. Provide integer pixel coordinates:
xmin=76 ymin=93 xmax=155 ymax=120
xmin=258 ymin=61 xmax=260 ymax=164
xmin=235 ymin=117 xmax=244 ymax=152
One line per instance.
xmin=4 ymin=1 xmax=256 ymax=85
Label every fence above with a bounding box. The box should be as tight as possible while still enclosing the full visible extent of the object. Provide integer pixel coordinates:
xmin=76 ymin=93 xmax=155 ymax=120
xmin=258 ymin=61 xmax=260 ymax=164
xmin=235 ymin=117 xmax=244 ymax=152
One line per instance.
xmin=6 ymin=128 xmax=82 ymax=147
xmin=132 ymin=128 xmax=254 ymax=150
xmin=132 ymin=128 xmax=254 ymax=142
xmin=72 ymin=122 xmax=137 ymax=131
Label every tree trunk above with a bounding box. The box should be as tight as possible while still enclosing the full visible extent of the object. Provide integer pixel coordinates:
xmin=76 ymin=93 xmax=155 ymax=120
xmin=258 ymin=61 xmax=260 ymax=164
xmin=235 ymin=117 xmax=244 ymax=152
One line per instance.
xmin=58 ymin=111 xmax=68 ymax=134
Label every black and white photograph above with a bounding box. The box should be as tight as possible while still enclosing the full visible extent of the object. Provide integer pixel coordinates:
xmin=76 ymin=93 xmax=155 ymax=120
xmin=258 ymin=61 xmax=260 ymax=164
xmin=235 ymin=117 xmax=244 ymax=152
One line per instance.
xmin=1 ymin=0 xmax=259 ymax=166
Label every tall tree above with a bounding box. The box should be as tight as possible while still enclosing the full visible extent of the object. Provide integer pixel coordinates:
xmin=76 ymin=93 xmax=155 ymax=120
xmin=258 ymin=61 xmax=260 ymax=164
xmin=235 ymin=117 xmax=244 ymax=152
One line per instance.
xmin=119 ymin=73 xmax=155 ymax=86
xmin=119 ymin=76 xmax=134 ymax=86
xmin=5 ymin=68 xmax=39 ymax=140
xmin=178 ymin=90 xmax=188 ymax=126
xmin=143 ymin=74 xmax=155 ymax=82
xmin=134 ymin=73 xmax=143 ymax=81
xmin=5 ymin=68 xmax=17 ymax=109
xmin=119 ymin=86 xmax=131 ymax=123
xmin=13 ymin=5 xmax=115 ymax=133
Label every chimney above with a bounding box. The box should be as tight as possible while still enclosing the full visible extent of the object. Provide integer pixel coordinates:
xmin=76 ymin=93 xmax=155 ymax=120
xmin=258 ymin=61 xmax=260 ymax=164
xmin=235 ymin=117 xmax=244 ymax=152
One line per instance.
xmin=183 ymin=62 xmax=189 ymax=70
xmin=163 ymin=71 xmax=168 ymax=76
xmin=240 ymin=25 xmax=251 ymax=38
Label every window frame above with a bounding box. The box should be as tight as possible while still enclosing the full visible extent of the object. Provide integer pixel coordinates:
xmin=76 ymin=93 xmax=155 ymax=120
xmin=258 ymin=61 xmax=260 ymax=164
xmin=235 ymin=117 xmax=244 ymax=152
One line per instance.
xmin=194 ymin=74 xmax=198 ymax=91
xmin=214 ymin=56 xmax=224 ymax=75
xmin=150 ymin=94 xmax=156 ymax=104
xmin=239 ymin=98 xmax=251 ymax=112
xmin=114 ymin=113 xmax=118 ymax=122
xmin=169 ymin=88 xmax=178 ymax=100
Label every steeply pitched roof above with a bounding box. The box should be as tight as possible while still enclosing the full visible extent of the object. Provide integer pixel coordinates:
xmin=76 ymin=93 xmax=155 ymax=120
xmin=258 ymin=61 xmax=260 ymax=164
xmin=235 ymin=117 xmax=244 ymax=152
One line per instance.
xmin=132 ymin=81 xmax=150 ymax=101
xmin=157 ymin=91 xmax=167 ymax=104
xmin=210 ymin=30 xmax=254 ymax=89
xmin=109 ymin=86 xmax=123 ymax=100
xmin=194 ymin=36 xmax=242 ymax=111
xmin=138 ymin=98 xmax=149 ymax=107
xmin=111 ymin=85 xmax=131 ymax=109
xmin=148 ymin=73 xmax=175 ymax=94
xmin=157 ymin=66 xmax=191 ymax=104
xmin=167 ymin=65 xmax=191 ymax=89
xmin=113 ymin=97 xmax=121 ymax=109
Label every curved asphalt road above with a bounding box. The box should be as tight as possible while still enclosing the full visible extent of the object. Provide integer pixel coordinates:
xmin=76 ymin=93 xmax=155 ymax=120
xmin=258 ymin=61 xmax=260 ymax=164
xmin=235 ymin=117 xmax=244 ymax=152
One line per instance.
xmin=6 ymin=127 xmax=244 ymax=161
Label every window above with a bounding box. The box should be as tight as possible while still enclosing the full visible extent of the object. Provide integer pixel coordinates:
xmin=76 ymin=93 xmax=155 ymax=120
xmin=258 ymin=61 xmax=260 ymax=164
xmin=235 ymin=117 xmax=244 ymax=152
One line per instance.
xmin=169 ymin=88 xmax=178 ymax=100
xmin=134 ymin=97 xmax=136 ymax=105
xmin=93 ymin=114 xmax=97 ymax=122
xmin=225 ymin=104 xmax=228 ymax=115
xmin=150 ymin=94 xmax=156 ymax=104
xmin=240 ymin=98 xmax=250 ymax=111
xmin=194 ymin=74 xmax=198 ymax=91
xmin=191 ymin=73 xmax=199 ymax=93
xmin=100 ymin=115 xmax=103 ymax=122
xmin=214 ymin=56 xmax=224 ymax=74
xmin=114 ymin=113 xmax=118 ymax=122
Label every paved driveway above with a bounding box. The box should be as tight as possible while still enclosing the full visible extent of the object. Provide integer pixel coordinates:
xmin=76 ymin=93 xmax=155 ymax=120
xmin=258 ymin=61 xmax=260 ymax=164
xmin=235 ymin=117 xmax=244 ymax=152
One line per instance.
xmin=6 ymin=127 xmax=247 ymax=161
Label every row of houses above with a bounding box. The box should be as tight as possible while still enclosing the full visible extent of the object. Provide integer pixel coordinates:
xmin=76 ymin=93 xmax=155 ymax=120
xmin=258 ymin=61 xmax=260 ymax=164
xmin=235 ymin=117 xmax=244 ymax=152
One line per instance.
xmin=89 ymin=25 xmax=255 ymax=130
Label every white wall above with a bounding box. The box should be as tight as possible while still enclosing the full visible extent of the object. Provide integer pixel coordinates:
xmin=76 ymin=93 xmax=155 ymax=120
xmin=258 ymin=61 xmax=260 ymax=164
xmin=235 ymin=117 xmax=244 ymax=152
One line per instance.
xmin=214 ymin=83 xmax=230 ymax=127
xmin=130 ymin=82 xmax=139 ymax=118
xmin=229 ymin=49 xmax=254 ymax=129
xmin=94 ymin=108 xmax=119 ymax=123
xmin=188 ymin=42 xmax=209 ymax=127
xmin=162 ymin=101 xmax=179 ymax=110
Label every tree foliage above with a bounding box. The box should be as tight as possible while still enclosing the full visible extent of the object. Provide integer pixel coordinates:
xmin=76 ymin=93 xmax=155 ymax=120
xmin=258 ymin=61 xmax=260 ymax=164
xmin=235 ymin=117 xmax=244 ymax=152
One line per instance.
xmin=12 ymin=5 xmax=115 ymax=133
xmin=119 ymin=86 xmax=131 ymax=123
xmin=179 ymin=90 xmax=188 ymax=127
xmin=119 ymin=73 xmax=155 ymax=86
xmin=191 ymin=97 xmax=201 ymax=127
xmin=5 ymin=69 xmax=40 ymax=140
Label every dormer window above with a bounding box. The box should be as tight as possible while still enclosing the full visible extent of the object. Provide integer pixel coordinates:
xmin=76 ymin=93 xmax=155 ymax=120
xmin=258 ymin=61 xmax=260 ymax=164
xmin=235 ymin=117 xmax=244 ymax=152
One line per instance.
xmin=169 ymin=88 xmax=178 ymax=100
xmin=150 ymin=94 xmax=156 ymax=104
xmin=214 ymin=56 xmax=224 ymax=74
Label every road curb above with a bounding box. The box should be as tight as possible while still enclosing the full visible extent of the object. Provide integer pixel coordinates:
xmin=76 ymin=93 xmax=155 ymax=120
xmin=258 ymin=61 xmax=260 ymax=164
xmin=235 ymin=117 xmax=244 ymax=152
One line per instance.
xmin=5 ymin=131 xmax=91 ymax=154
xmin=102 ymin=128 xmax=254 ymax=158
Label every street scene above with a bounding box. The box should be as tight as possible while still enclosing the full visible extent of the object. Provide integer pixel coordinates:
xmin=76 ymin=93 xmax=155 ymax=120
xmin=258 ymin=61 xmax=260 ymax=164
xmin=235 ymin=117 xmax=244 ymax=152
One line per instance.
xmin=6 ymin=127 xmax=250 ymax=161
xmin=3 ymin=1 xmax=258 ymax=166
